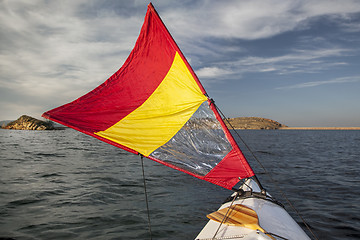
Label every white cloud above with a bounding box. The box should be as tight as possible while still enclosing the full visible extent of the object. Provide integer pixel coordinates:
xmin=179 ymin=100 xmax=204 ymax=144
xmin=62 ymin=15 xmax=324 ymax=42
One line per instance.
xmin=276 ymin=76 xmax=360 ymax=90
xmin=0 ymin=101 xmax=45 ymax=120
xmin=164 ymin=0 xmax=360 ymax=40
xmin=200 ymin=47 xmax=353 ymax=81
xmin=259 ymin=68 xmax=277 ymax=72
xmin=0 ymin=1 xmax=141 ymax=96
xmin=300 ymin=0 xmax=360 ymax=16
xmin=0 ymin=0 xmax=144 ymax=119
xmin=1 ymin=0 xmax=360 ymax=120
xmin=237 ymin=48 xmax=351 ymax=66
xmin=196 ymin=67 xmax=233 ymax=78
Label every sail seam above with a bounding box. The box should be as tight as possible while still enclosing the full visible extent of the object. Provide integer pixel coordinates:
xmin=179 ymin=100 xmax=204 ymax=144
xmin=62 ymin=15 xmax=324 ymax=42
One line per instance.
xmin=209 ymin=100 xmax=255 ymax=178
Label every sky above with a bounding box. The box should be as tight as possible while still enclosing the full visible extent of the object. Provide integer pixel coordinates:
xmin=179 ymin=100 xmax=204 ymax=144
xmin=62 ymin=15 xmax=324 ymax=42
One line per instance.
xmin=1 ymin=0 xmax=360 ymax=127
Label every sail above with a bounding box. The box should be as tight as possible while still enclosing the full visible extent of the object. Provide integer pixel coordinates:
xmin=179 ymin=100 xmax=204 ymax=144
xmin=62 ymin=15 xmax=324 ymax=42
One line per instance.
xmin=42 ymin=3 xmax=254 ymax=190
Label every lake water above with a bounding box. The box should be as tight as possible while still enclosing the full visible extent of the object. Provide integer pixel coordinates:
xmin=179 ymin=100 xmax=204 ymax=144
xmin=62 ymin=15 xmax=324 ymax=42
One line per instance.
xmin=0 ymin=129 xmax=359 ymax=239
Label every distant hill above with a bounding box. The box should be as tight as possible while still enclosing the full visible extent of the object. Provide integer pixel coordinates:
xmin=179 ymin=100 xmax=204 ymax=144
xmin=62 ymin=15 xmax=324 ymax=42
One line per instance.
xmin=2 ymin=115 xmax=55 ymax=130
xmin=224 ymin=117 xmax=287 ymax=130
xmin=0 ymin=120 xmax=12 ymax=128
xmin=1 ymin=115 xmax=285 ymax=131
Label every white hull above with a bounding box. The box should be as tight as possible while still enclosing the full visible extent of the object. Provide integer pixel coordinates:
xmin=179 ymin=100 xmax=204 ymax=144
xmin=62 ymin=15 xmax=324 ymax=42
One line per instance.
xmin=196 ymin=179 xmax=310 ymax=240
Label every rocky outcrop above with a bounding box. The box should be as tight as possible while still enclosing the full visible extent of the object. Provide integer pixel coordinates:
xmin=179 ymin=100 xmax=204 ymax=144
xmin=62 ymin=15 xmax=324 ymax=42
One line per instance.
xmin=2 ymin=115 xmax=285 ymax=130
xmin=224 ymin=117 xmax=287 ymax=130
xmin=4 ymin=115 xmax=55 ymax=130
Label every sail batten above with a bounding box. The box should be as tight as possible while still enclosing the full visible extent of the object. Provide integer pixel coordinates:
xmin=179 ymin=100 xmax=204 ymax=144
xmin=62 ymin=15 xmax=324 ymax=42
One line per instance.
xmin=42 ymin=3 xmax=254 ymax=190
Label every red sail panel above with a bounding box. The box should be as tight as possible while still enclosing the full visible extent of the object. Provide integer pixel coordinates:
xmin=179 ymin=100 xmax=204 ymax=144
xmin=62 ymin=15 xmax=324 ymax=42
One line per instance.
xmin=205 ymin=102 xmax=255 ymax=188
xmin=43 ymin=3 xmax=254 ymax=190
xmin=43 ymin=3 xmax=179 ymax=134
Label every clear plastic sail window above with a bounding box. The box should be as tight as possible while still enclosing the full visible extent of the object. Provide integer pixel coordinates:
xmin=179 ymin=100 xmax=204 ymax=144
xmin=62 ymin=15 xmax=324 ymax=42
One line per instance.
xmin=150 ymin=101 xmax=232 ymax=176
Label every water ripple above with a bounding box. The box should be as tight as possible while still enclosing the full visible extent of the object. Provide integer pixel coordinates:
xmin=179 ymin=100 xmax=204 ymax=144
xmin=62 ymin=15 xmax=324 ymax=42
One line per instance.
xmin=0 ymin=129 xmax=359 ymax=239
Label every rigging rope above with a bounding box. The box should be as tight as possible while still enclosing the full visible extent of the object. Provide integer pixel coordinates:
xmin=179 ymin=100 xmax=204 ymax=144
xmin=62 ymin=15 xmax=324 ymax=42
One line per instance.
xmin=212 ymin=191 xmax=240 ymax=240
xmin=213 ymin=102 xmax=319 ymax=240
xmin=140 ymin=155 xmax=153 ymax=240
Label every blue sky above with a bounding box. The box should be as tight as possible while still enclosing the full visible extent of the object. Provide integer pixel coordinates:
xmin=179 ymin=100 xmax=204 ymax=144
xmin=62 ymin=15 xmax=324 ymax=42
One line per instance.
xmin=1 ymin=0 xmax=360 ymax=127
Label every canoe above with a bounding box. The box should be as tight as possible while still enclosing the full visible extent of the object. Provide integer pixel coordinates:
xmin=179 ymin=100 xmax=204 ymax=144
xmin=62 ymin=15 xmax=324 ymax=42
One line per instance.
xmin=196 ymin=179 xmax=310 ymax=240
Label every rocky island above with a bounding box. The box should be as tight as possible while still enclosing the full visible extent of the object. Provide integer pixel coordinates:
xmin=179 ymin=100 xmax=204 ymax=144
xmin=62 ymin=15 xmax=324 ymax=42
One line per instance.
xmin=1 ymin=115 xmax=286 ymax=131
xmin=2 ymin=115 xmax=55 ymax=130
xmin=224 ymin=117 xmax=286 ymax=130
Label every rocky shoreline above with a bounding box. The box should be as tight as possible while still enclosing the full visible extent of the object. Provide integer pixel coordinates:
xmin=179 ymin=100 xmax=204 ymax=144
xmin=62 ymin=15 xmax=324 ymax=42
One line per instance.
xmin=1 ymin=115 xmax=358 ymax=131
xmin=224 ymin=117 xmax=286 ymax=130
xmin=2 ymin=115 xmax=56 ymax=130
xmin=3 ymin=115 xmax=285 ymax=131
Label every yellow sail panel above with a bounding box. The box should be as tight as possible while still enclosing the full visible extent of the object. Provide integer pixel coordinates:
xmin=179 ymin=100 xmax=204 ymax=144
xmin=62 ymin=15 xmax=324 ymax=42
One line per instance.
xmin=95 ymin=52 xmax=207 ymax=156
